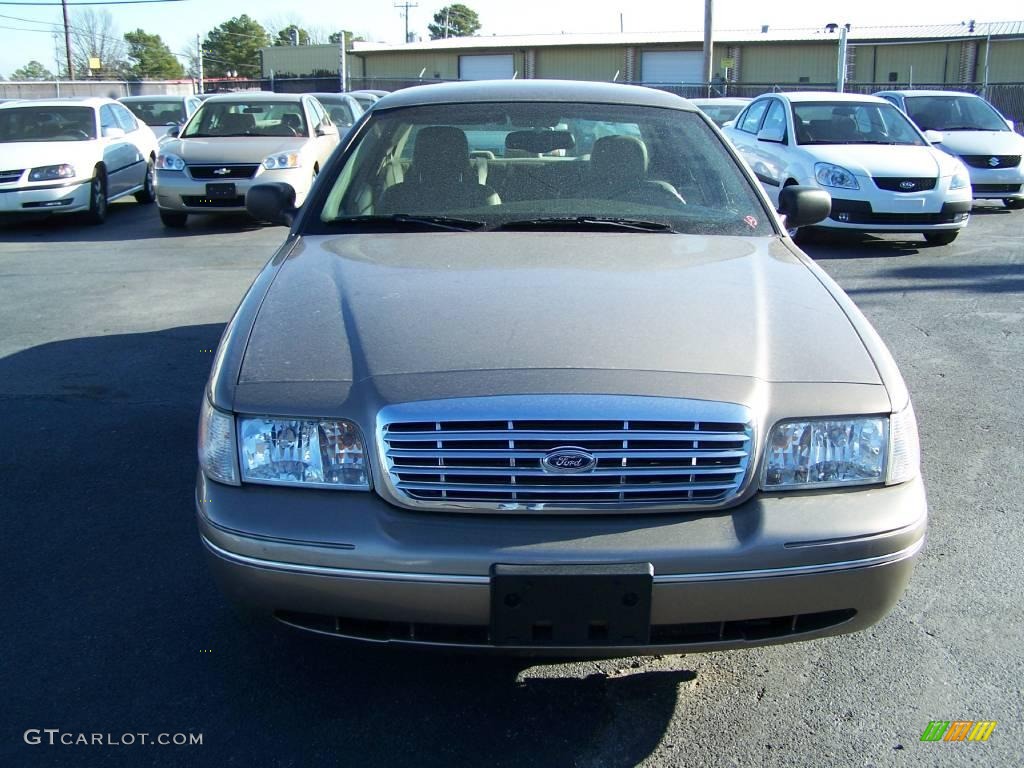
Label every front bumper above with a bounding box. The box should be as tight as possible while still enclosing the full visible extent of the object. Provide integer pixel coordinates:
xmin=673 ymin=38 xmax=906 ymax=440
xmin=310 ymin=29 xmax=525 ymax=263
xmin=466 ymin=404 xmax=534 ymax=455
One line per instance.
xmin=196 ymin=471 xmax=927 ymax=654
xmin=155 ymin=167 xmax=309 ymax=214
xmin=964 ymin=165 xmax=1024 ymax=200
xmin=0 ymin=179 xmax=90 ymax=214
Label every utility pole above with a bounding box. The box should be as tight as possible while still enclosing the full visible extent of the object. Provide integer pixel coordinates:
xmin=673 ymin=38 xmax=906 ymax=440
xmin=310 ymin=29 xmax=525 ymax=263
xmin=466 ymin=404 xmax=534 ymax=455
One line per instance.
xmin=702 ymin=0 xmax=713 ymax=96
xmin=836 ymin=24 xmax=849 ymax=92
xmin=394 ymin=1 xmax=418 ymax=44
xmin=196 ymin=34 xmax=204 ymax=94
xmin=61 ymin=0 xmax=74 ymax=80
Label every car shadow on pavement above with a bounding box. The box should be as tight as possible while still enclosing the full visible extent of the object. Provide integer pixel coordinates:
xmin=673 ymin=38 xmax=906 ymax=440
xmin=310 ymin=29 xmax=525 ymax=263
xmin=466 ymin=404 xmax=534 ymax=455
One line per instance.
xmin=0 ymin=325 xmax=696 ymax=768
xmin=0 ymin=202 xmax=269 ymax=243
xmin=845 ymin=262 xmax=1024 ymax=296
xmin=801 ymin=233 xmax=924 ymax=260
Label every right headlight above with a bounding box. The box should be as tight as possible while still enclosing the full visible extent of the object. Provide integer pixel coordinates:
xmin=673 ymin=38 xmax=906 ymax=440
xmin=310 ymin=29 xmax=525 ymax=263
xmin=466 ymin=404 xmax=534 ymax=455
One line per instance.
xmin=814 ymin=162 xmax=860 ymax=190
xmin=238 ymin=416 xmax=369 ymax=490
xmin=155 ymin=152 xmax=185 ymax=171
xmin=761 ymin=402 xmax=919 ymax=490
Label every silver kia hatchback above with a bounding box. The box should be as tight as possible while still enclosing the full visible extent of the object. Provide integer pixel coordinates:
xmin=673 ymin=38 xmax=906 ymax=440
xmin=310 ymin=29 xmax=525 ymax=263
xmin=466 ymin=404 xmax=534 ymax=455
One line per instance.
xmin=196 ymin=80 xmax=925 ymax=655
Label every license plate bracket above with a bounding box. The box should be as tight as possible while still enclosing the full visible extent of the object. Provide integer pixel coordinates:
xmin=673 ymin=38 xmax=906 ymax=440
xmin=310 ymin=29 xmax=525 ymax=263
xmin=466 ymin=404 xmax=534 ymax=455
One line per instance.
xmin=205 ymin=182 xmax=236 ymax=198
xmin=490 ymin=563 xmax=653 ymax=646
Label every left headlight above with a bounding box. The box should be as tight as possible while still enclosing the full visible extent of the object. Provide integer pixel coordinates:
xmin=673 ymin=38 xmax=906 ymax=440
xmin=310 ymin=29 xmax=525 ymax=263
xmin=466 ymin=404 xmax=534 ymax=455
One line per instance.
xmin=762 ymin=416 xmax=888 ymax=490
xmin=239 ymin=417 xmax=369 ymax=490
xmin=950 ymin=166 xmax=971 ymax=190
xmin=262 ymin=152 xmax=301 ymax=170
xmin=29 ymin=163 xmax=75 ymax=182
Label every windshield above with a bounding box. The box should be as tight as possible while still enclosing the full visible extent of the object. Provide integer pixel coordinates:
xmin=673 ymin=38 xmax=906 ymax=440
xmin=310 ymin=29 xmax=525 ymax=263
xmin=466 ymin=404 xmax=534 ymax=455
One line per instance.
xmin=792 ymin=102 xmax=925 ymax=146
xmin=319 ymin=99 xmax=356 ymax=125
xmin=697 ymin=104 xmax=746 ymax=127
xmin=123 ymin=100 xmax=185 ymax=127
xmin=314 ymin=102 xmax=772 ymax=237
xmin=904 ymin=95 xmax=1008 ymax=132
xmin=182 ymin=101 xmax=308 ymax=138
xmin=0 ymin=106 xmax=96 ymax=143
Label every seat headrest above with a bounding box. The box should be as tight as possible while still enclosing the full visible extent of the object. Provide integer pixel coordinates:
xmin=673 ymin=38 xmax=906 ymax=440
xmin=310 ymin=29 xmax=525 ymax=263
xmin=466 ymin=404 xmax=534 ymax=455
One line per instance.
xmin=591 ymin=135 xmax=649 ymax=185
xmin=411 ymin=126 xmax=471 ymax=181
xmin=220 ymin=112 xmax=255 ymax=134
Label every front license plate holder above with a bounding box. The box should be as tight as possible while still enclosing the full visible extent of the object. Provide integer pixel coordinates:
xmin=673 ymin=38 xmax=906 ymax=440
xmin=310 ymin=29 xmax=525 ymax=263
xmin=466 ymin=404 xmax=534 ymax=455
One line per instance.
xmin=490 ymin=563 xmax=653 ymax=646
xmin=205 ymin=182 xmax=236 ymax=198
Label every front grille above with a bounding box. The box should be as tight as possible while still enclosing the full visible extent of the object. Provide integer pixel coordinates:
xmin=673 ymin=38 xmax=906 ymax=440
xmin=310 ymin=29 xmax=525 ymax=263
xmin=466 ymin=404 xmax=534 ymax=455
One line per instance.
xmin=187 ymin=164 xmax=259 ymax=179
xmin=274 ymin=609 xmax=857 ymax=647
xmin=973 ymin=183 xmax=1022 ymax=194
xmin=0 ymin=168 xmax=24 ymax=183
xmin=829 ymin=199 xmax=969 ymax=226
xmin=378 ymin=397 xmax=753 ymax=511
xmin=873 ymin=177 xmax=936 ymax=192
xmin=960 ymin=155 xmax=1021 ymax=169
xmin=181 ymin=195 xmax=246 ymax=208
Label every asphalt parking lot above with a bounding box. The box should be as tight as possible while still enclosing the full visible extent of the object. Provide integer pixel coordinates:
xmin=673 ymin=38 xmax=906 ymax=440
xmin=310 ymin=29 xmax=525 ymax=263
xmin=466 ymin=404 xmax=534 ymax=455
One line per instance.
xmin=1 ymin=201 xmax=1021 ymax=768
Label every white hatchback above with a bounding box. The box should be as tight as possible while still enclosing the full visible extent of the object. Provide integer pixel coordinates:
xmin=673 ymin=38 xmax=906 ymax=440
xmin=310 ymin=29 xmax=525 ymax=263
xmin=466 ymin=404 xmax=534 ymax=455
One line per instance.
xmin=723 ymin=92 xmax=972 ymax=245
xmin=0 ymin=97 xmax=158 ymax=224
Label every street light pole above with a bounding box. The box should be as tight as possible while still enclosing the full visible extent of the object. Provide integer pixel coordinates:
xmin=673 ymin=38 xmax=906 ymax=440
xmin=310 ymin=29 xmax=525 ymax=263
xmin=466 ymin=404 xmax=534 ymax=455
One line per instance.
xmin=702 ymin=0 xmax=713 ymax=96
xmin=61 ymin=0 xmax=74 ymax=80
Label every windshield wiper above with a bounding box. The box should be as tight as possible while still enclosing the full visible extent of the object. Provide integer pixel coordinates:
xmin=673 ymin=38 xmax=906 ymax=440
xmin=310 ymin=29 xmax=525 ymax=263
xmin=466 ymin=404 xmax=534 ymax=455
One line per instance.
xmin=330 ymin=214 xmax=486 ymax=232
xmin=495 ymin=216 xmax=677 ymax=233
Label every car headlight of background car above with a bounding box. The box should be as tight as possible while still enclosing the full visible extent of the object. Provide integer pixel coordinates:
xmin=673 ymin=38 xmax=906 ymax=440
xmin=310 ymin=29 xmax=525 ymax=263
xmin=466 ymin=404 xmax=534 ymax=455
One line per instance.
xmin=28 ymin=164 xmax=75 ymax=182
xmin=762 ymin=402 xmax=919 ymax=490
xmin=155 ymin=153 xmax=185 ymax=171
xmin=262 ymin=152 xmax=301 ymax=170
xmin=814 ymin=162 xmax=860 ymax=190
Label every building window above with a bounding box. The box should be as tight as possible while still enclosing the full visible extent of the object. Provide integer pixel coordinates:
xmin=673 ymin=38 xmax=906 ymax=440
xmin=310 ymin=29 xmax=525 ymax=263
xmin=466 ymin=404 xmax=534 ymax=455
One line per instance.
xmin=888 ymin=72 xmax=899 ymax=82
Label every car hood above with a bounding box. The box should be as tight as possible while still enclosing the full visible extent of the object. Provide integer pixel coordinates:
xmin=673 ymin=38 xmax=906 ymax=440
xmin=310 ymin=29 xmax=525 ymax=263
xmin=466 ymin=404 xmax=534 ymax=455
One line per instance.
xmin=0 ymin=141 xmax=98 ymax=174
xmin=804 ymin=144 xmax=958 ymax=178
xmin=239 ymin=233 xmax=881 ymax=386
xmin=162 ymin=136 xmax=307 ymax=163
xmin=932 ymin=130 xmax=1024 ymax=156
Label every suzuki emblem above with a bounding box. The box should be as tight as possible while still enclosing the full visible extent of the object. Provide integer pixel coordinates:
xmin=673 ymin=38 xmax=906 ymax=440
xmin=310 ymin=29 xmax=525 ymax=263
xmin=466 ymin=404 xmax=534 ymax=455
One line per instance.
xmin=988 ymin=157 xmax=1001 ymax=167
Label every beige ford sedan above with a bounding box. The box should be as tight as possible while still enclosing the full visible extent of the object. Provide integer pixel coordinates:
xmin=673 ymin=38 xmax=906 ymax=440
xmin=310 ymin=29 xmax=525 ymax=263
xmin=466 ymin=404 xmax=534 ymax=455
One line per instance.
xmin=197 ymin=80 xmax=926 ymax=656
xmin=155 ymin=92 xmax=339 ymax=227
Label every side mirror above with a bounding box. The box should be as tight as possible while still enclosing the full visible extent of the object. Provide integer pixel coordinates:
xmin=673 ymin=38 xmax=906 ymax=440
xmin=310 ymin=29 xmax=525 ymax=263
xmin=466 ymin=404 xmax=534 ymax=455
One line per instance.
xmin=1005 ymin=118 xmax=1015 ymax=131
xmin=722 ymin=119 xmax=736 ymax=129
xmin=101 ymin=126 xmax=126 ymax=139
xmin=778 ymin=185 xmax=831 ymax=229
xmin=757 ymin=125 xmax=785 ymax=143
xmin=165 ymin=124 xmax=180 ymax=138
xmin=316 ymin=121 xmax=338 ymax=137
xmin=924 ymin=129 xmax=943 ymax=144
xmin=246 ymin=182 xmax=298 ymax=227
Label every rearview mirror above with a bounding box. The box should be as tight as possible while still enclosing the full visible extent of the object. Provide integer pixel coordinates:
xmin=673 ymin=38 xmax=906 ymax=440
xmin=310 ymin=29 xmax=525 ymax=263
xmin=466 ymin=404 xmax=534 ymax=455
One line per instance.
xmin=757 ymin=125 xmax=785 ymax=143
xmin=923 ymin=129 xmax=943 ymax=144
xmin=505 ymin=129 xmax=575 ymax=154
xmin=778 ymin=185 xmax=831 ymax=230
xmin=246 ymin=182 xmax=298 ymax=227
xmin=101 ymin=126 xmax=126 ymax=139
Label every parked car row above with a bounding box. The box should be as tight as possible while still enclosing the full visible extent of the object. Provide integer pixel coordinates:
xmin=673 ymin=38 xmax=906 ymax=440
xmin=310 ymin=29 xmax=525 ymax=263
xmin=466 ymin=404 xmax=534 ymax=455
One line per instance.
xmin=0 ymin=89 xmax=385 ymax=226
xmin=697 ymin=89 xmax=1023 ymax=245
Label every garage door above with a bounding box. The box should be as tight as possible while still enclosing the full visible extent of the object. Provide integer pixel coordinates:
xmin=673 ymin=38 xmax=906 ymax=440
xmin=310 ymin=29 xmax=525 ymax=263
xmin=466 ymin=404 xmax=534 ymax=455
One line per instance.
xmin=641 ymin=51 xmax=703 ymax=83
xmin=459 ymin=54 xmax=515 ymax=80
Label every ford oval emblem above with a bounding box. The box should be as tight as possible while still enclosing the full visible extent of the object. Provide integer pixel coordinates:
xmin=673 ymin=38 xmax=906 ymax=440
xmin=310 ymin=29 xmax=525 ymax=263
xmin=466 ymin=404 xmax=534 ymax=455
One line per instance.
xmin=541 ymin=447 xmax=597 ymax=474
xmin=899 ymin=180 xmax=916 ymax=190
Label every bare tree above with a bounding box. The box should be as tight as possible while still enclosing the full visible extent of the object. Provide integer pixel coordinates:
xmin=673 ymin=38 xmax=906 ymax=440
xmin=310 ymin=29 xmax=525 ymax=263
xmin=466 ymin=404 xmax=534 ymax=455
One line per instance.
xmin=70 ymin=9 xmax=128 ymax=78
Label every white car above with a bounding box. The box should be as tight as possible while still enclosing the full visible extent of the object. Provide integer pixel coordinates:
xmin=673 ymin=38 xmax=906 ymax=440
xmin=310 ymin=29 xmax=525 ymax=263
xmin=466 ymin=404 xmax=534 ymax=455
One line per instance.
xmin=0 ymin=97 xmax=158 ymax=224
xmin=689 ymin=97 xmax=751 ymax=128
xmin=875 ymin=90 xmax=1024 ymax=210
xmin=723 ymin=92 xmax=972 ymax=245
xmin=119 ymin=94 xmax=203 ymax=142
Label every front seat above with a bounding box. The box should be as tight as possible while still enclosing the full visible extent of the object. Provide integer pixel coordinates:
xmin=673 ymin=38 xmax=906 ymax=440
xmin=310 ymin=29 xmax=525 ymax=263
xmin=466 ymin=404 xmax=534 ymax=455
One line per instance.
xmin=280 ymin=113 xmax=303 ymax=135
xmin=219 ymin=112 xmax=255 ymax=135
xmin=380 ymin=126 xmax=500 ymax=213
xmin=587 ymin=135 xmax=685 ymax=207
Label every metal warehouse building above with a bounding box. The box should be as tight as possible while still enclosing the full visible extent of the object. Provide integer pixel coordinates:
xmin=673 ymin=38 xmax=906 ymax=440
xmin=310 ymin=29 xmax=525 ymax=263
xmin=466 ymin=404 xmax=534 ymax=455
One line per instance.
xmin=261 ymin=21 xmax=1024 ymax=90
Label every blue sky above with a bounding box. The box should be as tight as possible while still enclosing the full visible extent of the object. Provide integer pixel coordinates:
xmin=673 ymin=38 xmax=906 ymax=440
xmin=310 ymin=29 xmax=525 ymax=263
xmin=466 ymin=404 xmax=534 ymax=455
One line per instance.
xmin=1 ymin=0 xmax=1020 ymax=78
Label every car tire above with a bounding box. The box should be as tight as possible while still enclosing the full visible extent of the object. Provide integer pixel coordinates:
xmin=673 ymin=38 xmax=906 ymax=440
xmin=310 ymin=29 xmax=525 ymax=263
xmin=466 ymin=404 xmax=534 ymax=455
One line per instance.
xmin=923 ymin=231 xmax=959 ymax=246
xmin=1003 ymin=198 xmax=1024 ymax=210
xmin=159 ymin=209 xmax=188 ymax=228
xmin=135 ymin=160 xmax=155 ymax=204
xmin=83 ymin=170 xmax=107 ymax=225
